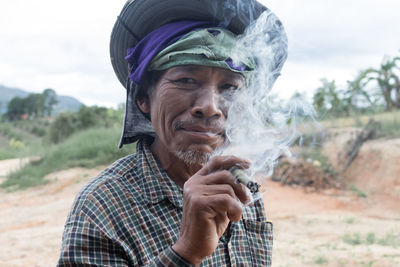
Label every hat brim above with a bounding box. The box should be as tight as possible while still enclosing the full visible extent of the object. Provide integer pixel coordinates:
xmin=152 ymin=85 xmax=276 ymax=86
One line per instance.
xmin=110 ymin=0 xmax=267 ymax=89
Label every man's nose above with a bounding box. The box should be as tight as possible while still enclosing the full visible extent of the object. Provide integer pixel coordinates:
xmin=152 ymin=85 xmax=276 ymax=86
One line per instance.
xmin=191 ymin=89 xmax=223 ymax=119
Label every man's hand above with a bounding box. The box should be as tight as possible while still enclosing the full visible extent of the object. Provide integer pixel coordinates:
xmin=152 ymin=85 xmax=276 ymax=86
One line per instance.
xmin=172 ymin=156 xmax=250 ymax=266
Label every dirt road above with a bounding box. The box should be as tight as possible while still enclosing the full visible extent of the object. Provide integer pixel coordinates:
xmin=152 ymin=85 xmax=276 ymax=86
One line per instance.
xmin=0 ymin=158 xmax=32 ymax=177
xmin=0 ymin=162 xmax=399 ymax=266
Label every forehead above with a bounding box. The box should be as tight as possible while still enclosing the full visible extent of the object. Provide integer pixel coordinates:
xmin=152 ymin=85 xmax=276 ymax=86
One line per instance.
xmin=161 ymin=65 xmax=245 ymax=82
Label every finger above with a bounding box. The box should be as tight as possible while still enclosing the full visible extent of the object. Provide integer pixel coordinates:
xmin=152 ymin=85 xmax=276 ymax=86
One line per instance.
xmin=184 ymin=177 xmax=249 ymax=204
xmin=198 ymin=184 xmax=237 ymax=199
xmin=205 ymin=194 xmax=243 ymax=222
xmin=200 ymin=170 xmax=249 ymax=203
xmin=197 ymin=155 xmax=251 ymax=175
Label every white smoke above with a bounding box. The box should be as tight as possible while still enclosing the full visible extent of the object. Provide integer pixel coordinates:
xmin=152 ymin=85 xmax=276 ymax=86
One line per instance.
xmin=214 ymin=9 xmax=323 ymax=197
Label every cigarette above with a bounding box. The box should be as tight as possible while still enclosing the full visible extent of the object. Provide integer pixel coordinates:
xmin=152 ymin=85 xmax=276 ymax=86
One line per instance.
xmin=230 ymin=167 xmax=260 ymax=194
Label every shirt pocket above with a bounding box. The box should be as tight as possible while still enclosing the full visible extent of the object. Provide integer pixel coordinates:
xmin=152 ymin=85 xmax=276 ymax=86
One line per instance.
xmin=243 ymin=219 xmax=273 ymax=267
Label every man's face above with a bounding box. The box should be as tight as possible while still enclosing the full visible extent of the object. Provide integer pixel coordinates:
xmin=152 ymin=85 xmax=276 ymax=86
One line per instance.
xmin=140 ymin=65 xmax=245 ymax=165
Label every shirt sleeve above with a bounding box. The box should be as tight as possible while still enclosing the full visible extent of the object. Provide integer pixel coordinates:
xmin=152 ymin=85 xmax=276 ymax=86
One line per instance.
xmin=57 ymin=213 xmax=195 ymax=267
xmin=57 ymin=213 xmax=130 ymax=267
xmin=149 ymin=246 xmax=195 ymax=267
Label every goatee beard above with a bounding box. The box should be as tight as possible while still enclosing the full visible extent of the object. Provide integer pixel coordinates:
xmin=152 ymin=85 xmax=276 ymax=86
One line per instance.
xmin=174 ymin=150 xmax=212 ymax=165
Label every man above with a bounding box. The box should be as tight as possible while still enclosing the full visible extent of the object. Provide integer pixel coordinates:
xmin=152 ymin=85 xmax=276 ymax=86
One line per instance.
xmin=58 ymin=0 xmax=286 ymax=266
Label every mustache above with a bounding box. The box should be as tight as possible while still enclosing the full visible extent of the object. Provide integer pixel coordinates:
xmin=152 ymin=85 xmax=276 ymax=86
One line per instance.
xmin=173 ymin=120 xmax=225 ymax=134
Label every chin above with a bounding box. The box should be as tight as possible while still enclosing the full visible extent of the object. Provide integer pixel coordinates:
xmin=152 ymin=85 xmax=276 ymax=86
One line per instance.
xmin=174 ymin=149 xmax=212 ymax=165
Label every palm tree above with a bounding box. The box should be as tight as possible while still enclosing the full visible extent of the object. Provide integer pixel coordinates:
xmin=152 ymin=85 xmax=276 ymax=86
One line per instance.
xmin=347 ymin=70 xmax=378 ymax=112
xmin=355 ymin=55 xmax=400 ymax=111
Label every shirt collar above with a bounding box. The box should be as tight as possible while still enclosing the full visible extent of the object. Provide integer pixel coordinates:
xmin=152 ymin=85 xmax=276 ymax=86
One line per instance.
xmin=136 ymin=137 xmax=183 ymax=209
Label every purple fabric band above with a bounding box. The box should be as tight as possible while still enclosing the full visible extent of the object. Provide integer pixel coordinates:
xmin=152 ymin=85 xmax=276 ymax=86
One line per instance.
xmin=125 ymin=20 xmax=214 ymax=85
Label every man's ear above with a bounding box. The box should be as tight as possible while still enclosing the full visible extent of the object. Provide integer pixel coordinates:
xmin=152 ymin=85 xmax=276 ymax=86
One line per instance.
xmin=136 ymin=96 xmax=151 ymax=113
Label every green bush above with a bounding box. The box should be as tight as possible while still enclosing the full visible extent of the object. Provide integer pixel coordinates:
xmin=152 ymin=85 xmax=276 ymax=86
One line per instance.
xmin=47 ymin=105 xmax=124 ymax=144
xmin=47 ymin=112 xmax=80 ymax=143
xmin=0 ymin=123 xmax=25 ymax=141
xmin=30 ymin=125 xmax=47 ymax=136
xmin=9 ymin=118 xmax=49 ymax=137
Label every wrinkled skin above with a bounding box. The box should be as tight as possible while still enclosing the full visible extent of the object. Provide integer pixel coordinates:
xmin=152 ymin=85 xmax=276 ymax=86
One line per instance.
xmin=137 ymin=65 xmax=250 ymax=265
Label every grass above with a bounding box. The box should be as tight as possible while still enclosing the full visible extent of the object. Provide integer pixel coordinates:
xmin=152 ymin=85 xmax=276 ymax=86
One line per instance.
xmin=0 ymin=136 xmax=44 ymax=160
xmin=349 ymin=185 xmax=368 ymax=198
xmin=343 ymin=232 xmax=363 ymax=245
xmin=383 ymin=254 xmax=400 ymax=258
xmin=0 ymin=123 xmax=27 ymax=141
xmin=312 ymin=255 xmax=329 ymax=265
xmin=321 ymin=110 xmax=400 ymax=138
xmin=321 ymin=110 xmax=400 ymax=127
xmin=0 ymin=144 xmax=26 ymax=160
xmin=361 ymin=261 xmax=375 ymax=267
xmin=343 ymin=231 xmax=400 ymax=248
xmin=0 ymin=120 xmax=46 ymax=160
xmin=6 ymin=118 xmax=51 ymax=136
xmin=0 ymin=127 xmax=134 ymax=190
xmin=380 ymin=116 xmax=400 ymax=137
xmin=344 ymin=217 xmax=356 ymax=224
xmin=378 ymin=232 xmax=400 ymax=247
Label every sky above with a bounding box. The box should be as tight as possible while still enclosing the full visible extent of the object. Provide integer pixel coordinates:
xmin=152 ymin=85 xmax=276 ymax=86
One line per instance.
xmin=1 ymin=0 xmax=399 ymax=107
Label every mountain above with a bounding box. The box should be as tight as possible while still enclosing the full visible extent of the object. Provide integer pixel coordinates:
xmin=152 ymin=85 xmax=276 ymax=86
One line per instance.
xmin=0 ymin=85 xmax=83 ymax=114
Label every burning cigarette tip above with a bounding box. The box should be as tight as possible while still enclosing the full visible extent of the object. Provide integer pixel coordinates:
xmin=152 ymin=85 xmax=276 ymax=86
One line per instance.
xmin=230 ymin=167 xmax=260 ymax=194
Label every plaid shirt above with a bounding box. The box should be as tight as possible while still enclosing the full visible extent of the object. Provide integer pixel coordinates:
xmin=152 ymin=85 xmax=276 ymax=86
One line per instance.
xmin=58 ymin=138 xmax=273 ymax=266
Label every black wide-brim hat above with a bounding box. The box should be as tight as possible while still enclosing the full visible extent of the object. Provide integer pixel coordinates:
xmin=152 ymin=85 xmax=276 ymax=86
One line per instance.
xmin=110 ymin=0 xmax=268 ymax=89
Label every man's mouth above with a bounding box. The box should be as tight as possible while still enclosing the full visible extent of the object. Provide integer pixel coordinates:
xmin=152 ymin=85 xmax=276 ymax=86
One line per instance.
xmin=178 ymin=125 xmax=224 ymax=139
xmin=183 ymin=127 xmax=220 ymax=135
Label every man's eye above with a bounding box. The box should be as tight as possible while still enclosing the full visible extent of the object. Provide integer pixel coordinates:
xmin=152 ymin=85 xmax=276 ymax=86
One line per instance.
xmin=221 ymin=84 xmax=239 ymax=91
xmin=174 ymin=78 xmax=196 ymax=84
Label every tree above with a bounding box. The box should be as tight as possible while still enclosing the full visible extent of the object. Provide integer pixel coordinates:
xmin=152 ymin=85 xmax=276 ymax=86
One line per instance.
xmin=6 ymin=88 xmax=59 ymax=120
xmin=43 ymin=88 xmax=58 ymax=116
xmin=355 ymin=55 xmax=400 ymax=111
xmin=6 ymin=97 xmax=27 ymax=120
xmin=347 ymin=71 xmax=376 ymax=111
xmin=25 ymin=93 xmax=45 ymax=118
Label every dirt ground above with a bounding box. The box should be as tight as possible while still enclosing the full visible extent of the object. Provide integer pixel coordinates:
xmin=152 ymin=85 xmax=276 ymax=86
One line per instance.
xmin=0 ymin=135 xmax=399 ymax=267
xmin=322 ymin=128 xmax=400 ymax=199
xmin=0 ymin=166 xmax=107 ymax=267
xmin=264 ymin=182 xmax=400 ymax=267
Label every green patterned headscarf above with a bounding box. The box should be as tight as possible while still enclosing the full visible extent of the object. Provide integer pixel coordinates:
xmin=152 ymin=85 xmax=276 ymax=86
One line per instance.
xmin=148 ymin=27 xmax=255 ymax=80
